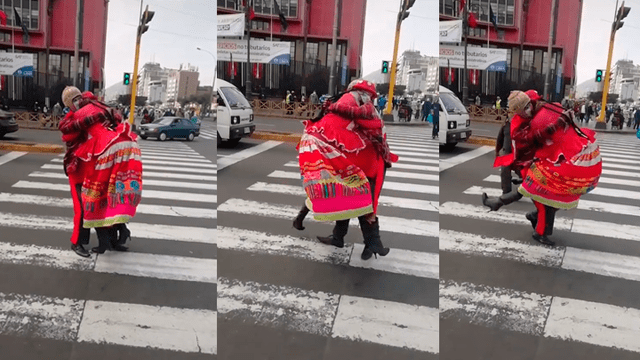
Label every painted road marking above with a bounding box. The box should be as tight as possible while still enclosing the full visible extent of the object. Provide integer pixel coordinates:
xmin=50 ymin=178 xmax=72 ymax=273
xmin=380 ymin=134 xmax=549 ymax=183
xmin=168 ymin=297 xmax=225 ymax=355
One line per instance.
xmin=0 ymin=192 xmax=216 ymax=219
xmin=141 ymin=154 xmax=212 ymax=162
xmin=0 ymin=151 xmax=27 ymax=167
xmin=78 ymin=300 xmax=216 ymax=354
xmin=0 ymin=212 xmax=215 ymax=244
xmin=218 ymin=278 xmax=437 ymax=353
xmin=440 ymin=280 xmax=640 ymax=353
xmin=218 ymin=198 xmax=438 ymax=237
xmin=41 ymin=163 xmax=218 ymax=175
xmin=217 ymin=140 xmax=282 ymax=171
xmin=0 ymin=292 xmax=83 ymax=341
xmin=0 ymin=241 xmax=96 ymax=271
xmin=284 ymin=161 xmax=439 ymax=172
xmin=440 ymin=230 xmax=640 ymax=282
xmin=332 ymin=295 xmax=439 ymax=354
xmin=94 ymin=252 xmax=216 ymax=283
xmin=12 ymin=181 xmax=216 ymax=204
xmin=441 ymin=201 xmax=640 ymax=243
xmin=246 ymin=182 xmax=438 ymax=212
xmin=218 ymin=227 xmax=438 ymax=279
xmin=440 ymin=146 xmax=494 ymax=172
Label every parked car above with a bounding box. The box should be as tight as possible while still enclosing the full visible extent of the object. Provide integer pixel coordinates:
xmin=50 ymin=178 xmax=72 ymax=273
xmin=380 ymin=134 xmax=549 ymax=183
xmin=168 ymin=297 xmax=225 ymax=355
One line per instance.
xmin=138 ymin=117 xmax=200 ymax=141
xmin=0 ymin=110 xmax=18 ymax=139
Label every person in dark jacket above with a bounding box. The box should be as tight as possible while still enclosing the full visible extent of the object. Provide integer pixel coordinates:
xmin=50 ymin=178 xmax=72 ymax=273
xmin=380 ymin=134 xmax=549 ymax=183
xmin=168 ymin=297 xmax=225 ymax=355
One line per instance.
xmin=422 ymin=97 xmax=432 ymax=122
xmin=432 ymin=99 xmax=440 ymax=139
xmin=495 ymin=117 xmax=520 ymax=195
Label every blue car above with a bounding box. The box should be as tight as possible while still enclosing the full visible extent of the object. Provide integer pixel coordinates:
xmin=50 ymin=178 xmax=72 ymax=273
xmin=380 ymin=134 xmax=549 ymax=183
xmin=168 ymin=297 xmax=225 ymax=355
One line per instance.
xmin=138 ymin=117 xmax=200 ymax=141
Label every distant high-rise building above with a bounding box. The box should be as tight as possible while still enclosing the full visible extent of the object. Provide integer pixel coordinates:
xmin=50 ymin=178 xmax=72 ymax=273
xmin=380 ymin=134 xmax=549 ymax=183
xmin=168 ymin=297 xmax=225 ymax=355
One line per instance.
xmin=166 ymin=64 xmax=200 ymax=105
xmin=396 ymin=50 xmax=439 ymax=93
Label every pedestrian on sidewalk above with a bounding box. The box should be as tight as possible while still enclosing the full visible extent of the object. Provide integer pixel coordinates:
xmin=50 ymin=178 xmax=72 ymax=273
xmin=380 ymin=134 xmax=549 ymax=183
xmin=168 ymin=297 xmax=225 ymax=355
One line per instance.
xmin=482 ymin=90 xmax=602 ymax=246
xmin=59 ymin=87 xmax=142 ymax=256
xmin=422 ymin=97 xmax=432 ymax=122
xmin=293 ymin=79 xmax=398 ymax=260
xmin=634 ymin=108 xmax=640 ymax=130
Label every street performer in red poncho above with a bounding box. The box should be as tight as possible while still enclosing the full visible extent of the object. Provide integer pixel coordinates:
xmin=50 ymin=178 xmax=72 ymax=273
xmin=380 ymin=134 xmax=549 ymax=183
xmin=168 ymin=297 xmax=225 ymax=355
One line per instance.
xmin=59 ymin=87 xmax=142 ymax=255
xmin=482 ymin=90 xmax=602 ymax=246
xmin=293 ymin=79 xmax=399 ymax=260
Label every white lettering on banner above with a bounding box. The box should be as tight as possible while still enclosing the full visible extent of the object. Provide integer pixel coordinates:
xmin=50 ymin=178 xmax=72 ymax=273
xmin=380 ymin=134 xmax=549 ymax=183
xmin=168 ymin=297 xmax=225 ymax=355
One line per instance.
xmin=217 ymin=13 xmax=245 ymax=37
xmin=439 ymin=45 xmax=508 ymax=72
xmin=217 ymin=39 xmax=292 ymax=65
xmin=0 ymin=53 xmax=34 ymax=77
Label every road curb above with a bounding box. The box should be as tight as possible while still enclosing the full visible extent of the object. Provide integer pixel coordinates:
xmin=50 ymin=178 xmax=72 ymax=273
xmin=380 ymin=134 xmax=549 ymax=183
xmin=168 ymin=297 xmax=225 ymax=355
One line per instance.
xmin=466 ymin=136 xmax=496 ymax=147
xmin=0 ymin=141 xmax=64 ymax=153
xmin=250 ymin=131 xmax=301 ymax=143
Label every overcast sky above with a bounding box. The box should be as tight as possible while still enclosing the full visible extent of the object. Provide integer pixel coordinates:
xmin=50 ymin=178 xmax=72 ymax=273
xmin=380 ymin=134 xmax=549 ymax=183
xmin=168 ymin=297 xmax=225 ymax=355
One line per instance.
xmin=104 ymin=0 xmax=216 ymax=89
xmin=576 ymin=0 xmax=640 ymax=84
xmin=362 ymin=0 xmax=439 ymax=76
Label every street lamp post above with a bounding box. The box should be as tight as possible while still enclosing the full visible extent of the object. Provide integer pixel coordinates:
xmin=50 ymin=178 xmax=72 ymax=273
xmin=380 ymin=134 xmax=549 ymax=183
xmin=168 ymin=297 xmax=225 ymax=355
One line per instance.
xmin=197 ymin=47 xmax=217 ymax=114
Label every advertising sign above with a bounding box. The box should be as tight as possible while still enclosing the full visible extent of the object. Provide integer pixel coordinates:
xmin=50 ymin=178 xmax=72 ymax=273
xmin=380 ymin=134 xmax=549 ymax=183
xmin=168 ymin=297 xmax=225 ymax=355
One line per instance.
xmin=217 ymin=13 xmax=245 ymax=37
xmin=0 ymin=53 xmax=34 ymax=77
xmin=440 ymin=20 xmax=462 ymax=43
xmin=217 ymin=39 xmax=292 ymax=65
xmin=439 ymin=45 xmax=508 ymax=72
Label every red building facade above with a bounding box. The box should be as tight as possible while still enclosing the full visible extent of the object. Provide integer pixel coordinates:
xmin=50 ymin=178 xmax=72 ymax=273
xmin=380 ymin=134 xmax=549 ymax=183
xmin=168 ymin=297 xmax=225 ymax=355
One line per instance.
xmin=0 ymin=0 xmax=108 ymax=107
xmin=217 ymin=0 xmax=367 ymax=96
xmin=440 ymin=0 xmax=583 ymax=102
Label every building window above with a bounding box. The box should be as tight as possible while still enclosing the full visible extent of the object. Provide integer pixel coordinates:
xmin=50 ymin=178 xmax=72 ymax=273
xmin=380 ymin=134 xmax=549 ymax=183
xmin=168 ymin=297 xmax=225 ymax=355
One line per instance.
xmin=250 ymin=19 xmax=270 ymax=30
xmin=217 ymin=0 xmax=239 ymax=10
xmin=466 ymin=0 xmax=514 ymax=26
xmin=248 ymin=0 xmax=297 ymax=18
xmin=1 ymin=0 xmax=39 ymax=30
xmin=440 ymin=0 xmax=456 ymax=16
xmin=305 ymin=42 xmax=318 ymax=63
xmin=49 ymin=54 xmax=61 ymax=74
xmin=522 ymin=50 xmax=534 ymax=71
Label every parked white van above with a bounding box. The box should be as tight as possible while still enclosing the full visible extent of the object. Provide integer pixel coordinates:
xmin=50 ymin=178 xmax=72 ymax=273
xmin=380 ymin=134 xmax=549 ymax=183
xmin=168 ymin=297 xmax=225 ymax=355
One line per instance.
xmin=439 ymin=85 xmax=471 ymax=150
xmin=215 ymin=78 xmax=255 ymax=147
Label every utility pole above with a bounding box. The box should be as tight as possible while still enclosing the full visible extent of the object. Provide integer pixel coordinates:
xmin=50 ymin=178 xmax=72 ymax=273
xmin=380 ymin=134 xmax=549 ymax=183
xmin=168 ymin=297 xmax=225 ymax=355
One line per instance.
xmin=462 ymin=1 xmax=468 ymax=105
xmin=245 ymin=1 xmax=252 ymax=99
xmin=128 ymin=3 xmax=154 ymax=124
xmin=597 ymin=0 xmax=630 ymax=128
xmin=73 ymin=0 xmax=81 ymax=87
xmin=543 ymin=0 xmax=558 ymax=100
xmin=384 ymin=0 xmax=415 ymax=117
xmin=327 ymin=0 xmax=339 ymax=96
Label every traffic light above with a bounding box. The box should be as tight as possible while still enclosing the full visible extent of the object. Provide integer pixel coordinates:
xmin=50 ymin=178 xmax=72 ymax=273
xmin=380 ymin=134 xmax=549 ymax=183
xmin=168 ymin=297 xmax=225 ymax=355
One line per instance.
xmin=139 ymin=8 xmax=155 ymax=35
xmin=614 ymin=6 xmax=630 ymax=31
xmin=595 ymin=69 xmax=603 ymax=82
xmin=382 ymin=61 xmax=389 ymax=74
xmin=123 ymin=73 xmax=131 ymax=85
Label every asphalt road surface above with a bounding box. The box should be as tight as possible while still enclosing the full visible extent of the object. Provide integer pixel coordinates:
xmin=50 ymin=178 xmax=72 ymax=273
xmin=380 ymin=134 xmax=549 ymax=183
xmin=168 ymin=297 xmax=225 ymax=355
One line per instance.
xmin=439 ymin=133 xmax=640 ymax=360
xmin=0 ymin=134 xmax=217 ymax=359
xmin=216 ymin=125 xmax=439 ymax=359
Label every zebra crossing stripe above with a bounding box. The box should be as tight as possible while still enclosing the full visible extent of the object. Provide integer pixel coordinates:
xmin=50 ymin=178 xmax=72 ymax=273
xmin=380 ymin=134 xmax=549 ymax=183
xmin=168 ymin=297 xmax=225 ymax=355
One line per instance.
xmin=268 ymin=169 xmax=438 ymax=182
xmin=603 ymin=161 xmax=640 ymax=172
xmin=284 ymin=161 xmax=439 ymax=172
xmin=440 ymin=230 xmax=640 ymax=282
xmin=0 ymin=241 xmax=216 ymax=283
xmin=217 ymin=227 xmax=438 ymax=278
xmin=41 ymin=163 xmax=218 ymax=174
xmin=439 ymin=146 xmax=494 ymax=172
xmin=12 ymin=181 xmax=217 ymax=204
xmin=94 ymin=252 xmax=216 ymax=283
xmin=141 ymin=154 xmax=212 ymax=162
xmin=441 ymin=201 xmax=640 ymax=243
xmin=218 ymin=277 xmax=437 ymax=353
xmin=0 ymin=192 xmax=216 ymax=219
xmin=249 ymin=180 xmax=437 ymax=196
xmin=77 ymin=300 xmax=216 ymax=354
xmin=440 ymin=279 xmax=640 ymax=353
xmin=0 ymin=212 xmax=215 ymax=244
xmin=393 ymin=156 xmax=439 ymax=165
xmin=0 ymin=151 xmax=27 ymax=166
xmin=246 ymin=182 xmax=438 ymax=212
xmin=389 ymin=146 xmax=439 ymax=156
xmin=218 ymin=198 xmax=438 ymax=237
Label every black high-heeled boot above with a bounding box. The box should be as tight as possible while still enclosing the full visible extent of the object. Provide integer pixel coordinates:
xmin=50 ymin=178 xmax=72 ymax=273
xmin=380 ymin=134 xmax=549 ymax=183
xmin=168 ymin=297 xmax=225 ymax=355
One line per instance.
xmin=293 ymin=205 xmax=310 ymax=231
xmin=359 ymin=217 xmax=390 ymax=260
xmin=317 ymin=219 xmax=349 ymax=248
xmin=526 ymin=211 xmax=537 ymax=229
xmin=93 ymin=227 xmax=116 ymax=254
xmin=481 ymin=191 xmax=523 ymax=211
xmin=112 ymin=224 xmax=129 ymax=251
